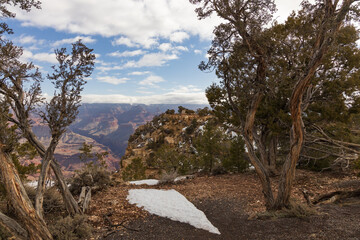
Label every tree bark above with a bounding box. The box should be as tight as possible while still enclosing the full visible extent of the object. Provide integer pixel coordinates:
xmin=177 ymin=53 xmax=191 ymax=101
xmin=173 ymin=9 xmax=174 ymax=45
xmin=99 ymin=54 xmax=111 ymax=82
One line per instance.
xmin=21 ymin=126 xmax=82 ymax=216
xmin=273 ymin=0 xmax=354 ymax=210
xmin=0 ymin=148 xmax=53 ymax=239
xmin=0 ymin=211 xmax=28 ymax=240
xmin=35 ymin=138 xmax=58 ymax=219
xmin=243 ymin=93 xmax=275 ymax=209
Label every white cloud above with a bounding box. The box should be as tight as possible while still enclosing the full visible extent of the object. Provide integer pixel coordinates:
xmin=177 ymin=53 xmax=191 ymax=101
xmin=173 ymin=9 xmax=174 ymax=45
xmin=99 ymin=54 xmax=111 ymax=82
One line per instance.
xmin=175 ymin=46 xmax=188 ymax=52
xmin=18 ymin=35 xmax=40 ymax=45
xmin=81 ymin=85 xmax=207 ymax=104
xmin=123 ymin=52 xmax=178 ymax=68
xmin=108 ymin=50 xmax=147 ymax=58
xmin=170 ymin=32 xmax=190 ymax=43
xmin=139 ymin=75 xmax=165 ymax=86
xmin=159 ymin=43 xmax=172 ymax=52
xmin=128 ymin=71 xmax=151 ymax=76
xmin=52 ymin=36 xmax=96 ymax=47
xmin=21 ymin=50 xmax=57 ymax=64
xmin=112 ymin=37 xmax=139 ymax=48
xmin=97 ymin=76 xmax=129 ymax=85
xmin=194 ymin=49 xmax=202 ymax=54
xmin=12 ymin=0 xmax=222 ymax=48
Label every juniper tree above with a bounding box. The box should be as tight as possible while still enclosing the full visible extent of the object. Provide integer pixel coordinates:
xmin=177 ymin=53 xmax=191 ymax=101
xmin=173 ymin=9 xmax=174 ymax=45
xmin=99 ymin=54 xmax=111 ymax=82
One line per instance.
xmin=190 ymin=0 xmax=360 ymax=210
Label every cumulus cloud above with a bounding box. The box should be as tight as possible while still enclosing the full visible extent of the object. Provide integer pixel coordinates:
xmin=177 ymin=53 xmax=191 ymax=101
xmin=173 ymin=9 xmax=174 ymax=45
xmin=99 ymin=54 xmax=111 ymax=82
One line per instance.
xmin=111 ymin=37 xmax=139 ymax=48
xmin=17 ymin=35 xmax=42 ymax=45
xmin=123 ymin=52 xmax=178 ymax=68
xmin=139 ymin=75 xmax=165 ymax=86
xmin=194 ymin=49 xmax=202 ymax=54
xmin=12 ymin=0 xmax=222 ymax=48
xmin=97 ymin=76 xmax=130 ymax=85
xmin=52 ymin=36 xmax=96 ymax=47
xmin=108 ymin=50 xmax=147 ymax=58
xmin=21 ymin=50 xmax=57 ymax=64
xmin=170 ymin=32 xmax=190 ymax=43
xmin=158 ymin=43 xmax=172 ymax=52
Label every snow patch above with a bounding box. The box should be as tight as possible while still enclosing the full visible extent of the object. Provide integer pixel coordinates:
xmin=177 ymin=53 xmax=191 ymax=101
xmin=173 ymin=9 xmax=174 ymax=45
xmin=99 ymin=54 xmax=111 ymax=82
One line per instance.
xmin=129 ymin=179 xmax=160 ymax=186
xmin=127 ymin=189 xmax=220 ymax=235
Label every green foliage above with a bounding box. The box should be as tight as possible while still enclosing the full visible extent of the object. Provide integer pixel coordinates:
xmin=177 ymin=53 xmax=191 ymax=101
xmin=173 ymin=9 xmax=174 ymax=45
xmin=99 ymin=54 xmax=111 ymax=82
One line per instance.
xmin=165 ymin=109 xmax=175 ymax=114
xmin=78 ymin=142 xmax=93 ymax=162
xmin=185 ymin=119 xmax=198 ymax=135
xmin=69 ymin=164 xmax=111 ymax=195
xmin=194 ymin=121 xmax=228 ymax=173
xmin=153 ymin=144 xmax=191 ymax=176
xmin=146 ymin=136 xmax=165 ymax=151
xmin=49 ymin=214 xmax=92 ymax=240
xmin=178 ymin=106 xmax=186 ymax=114
xmin=25 ymin=186 xmax=65 ymax=215
xmin=122 ymin=158 xmax=146 ymax=181
xmin=196 ymin=107 xmax=211 ymax=117
xmin=223 ymin=136 xmax=248 ymax=173
xmin=70 ymin=142 xmax=111 ymax=195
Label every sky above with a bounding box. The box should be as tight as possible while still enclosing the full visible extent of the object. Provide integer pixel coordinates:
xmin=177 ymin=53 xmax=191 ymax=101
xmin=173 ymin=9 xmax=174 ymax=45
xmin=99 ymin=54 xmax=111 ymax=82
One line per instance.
xmin=4 ymin=0 xmax=304 ymax=105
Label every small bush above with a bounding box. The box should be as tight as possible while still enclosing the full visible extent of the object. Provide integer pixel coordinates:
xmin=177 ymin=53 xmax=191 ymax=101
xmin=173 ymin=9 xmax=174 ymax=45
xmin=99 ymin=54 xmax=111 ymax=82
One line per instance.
xmin=159 ymin=171 xmax=178 ymax=183
xmin=165 ymin=109 xmax=175 ymax=114
xmin=25 ymin=186 xmax=65 ymax=215
xmin=122 ymin=158 xmax=146 ymax=181
xmin=49 ymin=214 xmax=92 ymax=240
xmin=185 ymin=119 xmax=198 ymax=135
xmin=69 ymin=163 xmax=112 ymax=196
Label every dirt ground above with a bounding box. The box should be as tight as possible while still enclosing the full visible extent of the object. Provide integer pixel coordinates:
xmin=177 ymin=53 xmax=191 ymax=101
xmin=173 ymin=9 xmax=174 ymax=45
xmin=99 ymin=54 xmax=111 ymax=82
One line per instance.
xmin=89 ymin=170 xmax=360 ymax=240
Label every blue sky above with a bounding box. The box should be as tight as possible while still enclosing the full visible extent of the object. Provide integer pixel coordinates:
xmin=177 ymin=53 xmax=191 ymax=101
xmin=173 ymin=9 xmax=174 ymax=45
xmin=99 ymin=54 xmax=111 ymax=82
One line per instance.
xmin=5 ymin=0 xmax=304 ymax=104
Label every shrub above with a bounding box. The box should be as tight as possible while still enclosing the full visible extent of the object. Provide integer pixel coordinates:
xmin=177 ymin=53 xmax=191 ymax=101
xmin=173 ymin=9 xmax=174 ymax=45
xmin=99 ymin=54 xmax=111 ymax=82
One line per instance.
xmin=223 ymin=136 xmax=248 ymax=173
xmin=25 ymin=186 xmax=65 ymax=215
xmin=165 ymin=109 xmax=175 ymax=114
xmin=49 ymin=214 xmax=92 ymax=240
xmin=196 ymin=107 xmax=211 ymax=117
xmin=146 ymin=136 xmax=165 ymax=150
xmin=185 ymin=119 xmax=198 ymax=135
xmin=69 ymin=163 xmax=111 ymax=196
xmin=153 ymin=145 xmax=192 ymax=176
xmin=122 ymin=158 xmax=146 ymax=181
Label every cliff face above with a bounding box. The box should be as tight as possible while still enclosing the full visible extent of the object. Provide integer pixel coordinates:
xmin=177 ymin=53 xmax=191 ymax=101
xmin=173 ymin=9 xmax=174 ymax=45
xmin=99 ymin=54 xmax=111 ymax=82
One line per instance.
xmin=26 ymin=104 xmax=207 ymax=175
xmin=121 ymin=111 xmax=213 ymax=176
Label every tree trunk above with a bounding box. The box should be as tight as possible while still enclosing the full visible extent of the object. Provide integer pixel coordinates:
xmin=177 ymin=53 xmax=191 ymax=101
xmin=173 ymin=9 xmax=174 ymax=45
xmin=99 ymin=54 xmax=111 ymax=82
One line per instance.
xmin=51 ymin=159 xmax=81 ymax=216
xmin=272 ymin=0 xmax=355 ymax=210
xmin=22 ymin=127 xmax=82 ymax=216
xmin=0 ymin=148 xmax=53 ymax=239
xmin=35 ymin=139 xmax=57 ymax=219
xmin=0 ymin=211 xmax=28 ymax=240
xmin=243 ymin=93 xmax=275 ymax=209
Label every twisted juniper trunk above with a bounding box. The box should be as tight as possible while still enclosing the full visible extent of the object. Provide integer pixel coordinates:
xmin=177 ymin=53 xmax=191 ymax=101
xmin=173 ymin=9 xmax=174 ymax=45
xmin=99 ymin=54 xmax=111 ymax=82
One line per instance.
xmin=35 ymin=137 xmax=59 ymax=219
xmin=0 ymin=148 xmax=53 ymax=240
xmin=22 ymin=126 xmax=81 ymax=216
xmin=243 ymin=93 xmax=275 ymax=209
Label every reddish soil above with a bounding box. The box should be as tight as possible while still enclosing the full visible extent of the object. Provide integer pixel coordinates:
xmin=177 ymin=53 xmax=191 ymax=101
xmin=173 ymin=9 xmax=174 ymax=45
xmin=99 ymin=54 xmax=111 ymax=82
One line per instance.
xmin=89 ymin=170 xmax=360 ymax=240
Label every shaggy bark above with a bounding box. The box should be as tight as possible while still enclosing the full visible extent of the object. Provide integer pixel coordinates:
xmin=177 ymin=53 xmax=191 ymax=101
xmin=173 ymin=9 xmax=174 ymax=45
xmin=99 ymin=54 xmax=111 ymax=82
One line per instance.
xmin=274 ymin=0 xmax=356 ymax=209
xmin=0 ymin=147 xmax=53 ymax=239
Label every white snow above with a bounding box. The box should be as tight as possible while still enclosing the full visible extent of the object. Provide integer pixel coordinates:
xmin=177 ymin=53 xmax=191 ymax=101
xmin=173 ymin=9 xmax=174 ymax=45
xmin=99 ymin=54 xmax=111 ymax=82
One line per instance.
xmin=129 ymin=179 xmax=160 ymax=186
xmin=174 ymin=176 xmax=187 ymax=182
xmin=25 ymin=180 xmax=55 ymax=188
xmin=127 ymin=189 xmax=220 ymax=235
